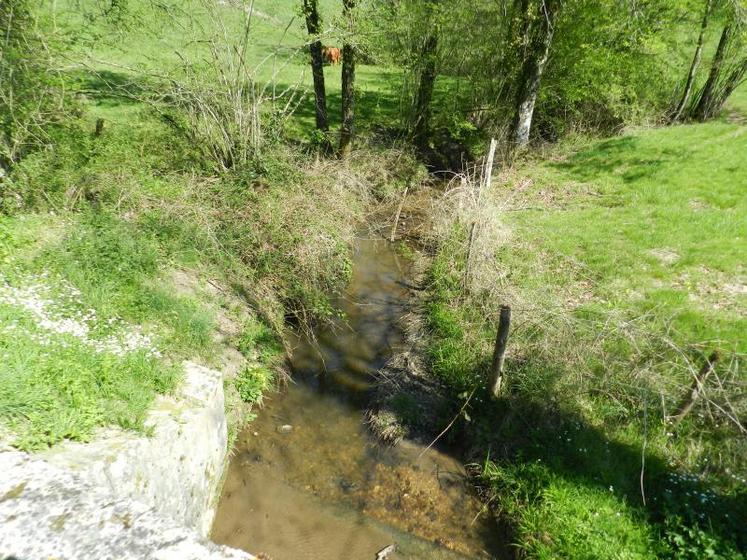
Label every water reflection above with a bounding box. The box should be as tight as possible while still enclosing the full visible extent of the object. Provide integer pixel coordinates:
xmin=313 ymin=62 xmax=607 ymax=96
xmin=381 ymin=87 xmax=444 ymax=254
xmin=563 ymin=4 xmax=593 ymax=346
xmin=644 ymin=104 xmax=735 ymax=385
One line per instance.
xmin=211 ymin=237 xmax=502 ymax=559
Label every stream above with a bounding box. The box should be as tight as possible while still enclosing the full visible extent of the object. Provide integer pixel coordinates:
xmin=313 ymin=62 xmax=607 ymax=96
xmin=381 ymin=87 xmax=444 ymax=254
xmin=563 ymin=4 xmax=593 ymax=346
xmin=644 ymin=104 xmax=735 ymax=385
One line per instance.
xmin=211 ymin=236 xmax=503 ymax=559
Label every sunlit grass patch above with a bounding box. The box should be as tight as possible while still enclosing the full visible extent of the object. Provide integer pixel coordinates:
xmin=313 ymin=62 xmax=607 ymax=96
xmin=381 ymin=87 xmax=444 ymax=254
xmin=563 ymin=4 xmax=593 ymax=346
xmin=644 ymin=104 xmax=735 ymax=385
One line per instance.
xmin=0 ymin=272 xmax=178 ymax=450
xmin=0 ymin=210 xmax=214 ymax=449
xmin=506 ymin=119 xmax=747 ymax=350
xmin=483 ymin=459 xmax=657 ymax=560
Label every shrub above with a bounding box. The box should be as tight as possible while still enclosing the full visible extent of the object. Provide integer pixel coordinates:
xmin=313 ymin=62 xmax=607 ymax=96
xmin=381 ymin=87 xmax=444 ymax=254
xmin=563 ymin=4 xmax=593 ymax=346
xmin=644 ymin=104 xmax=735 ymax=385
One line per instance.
xmin=0 ymin=0 xmax=66 ymax=171
xmin=234 ymin=365 xmax=274 ymax=406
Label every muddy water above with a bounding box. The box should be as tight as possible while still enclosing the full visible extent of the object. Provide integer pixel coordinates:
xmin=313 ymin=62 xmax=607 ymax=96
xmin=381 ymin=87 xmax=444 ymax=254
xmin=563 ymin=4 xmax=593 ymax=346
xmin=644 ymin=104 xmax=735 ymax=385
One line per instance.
xmin=211 ymin=237 xmax=503 ymax=560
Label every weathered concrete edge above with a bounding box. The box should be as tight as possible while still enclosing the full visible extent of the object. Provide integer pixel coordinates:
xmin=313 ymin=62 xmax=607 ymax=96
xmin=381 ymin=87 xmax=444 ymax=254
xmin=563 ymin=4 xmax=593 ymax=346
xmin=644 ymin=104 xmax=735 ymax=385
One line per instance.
xmin=0 ymin=451 xmax=254 ymax=560
xmin=38 ymin=361 xmax=229 ymax=537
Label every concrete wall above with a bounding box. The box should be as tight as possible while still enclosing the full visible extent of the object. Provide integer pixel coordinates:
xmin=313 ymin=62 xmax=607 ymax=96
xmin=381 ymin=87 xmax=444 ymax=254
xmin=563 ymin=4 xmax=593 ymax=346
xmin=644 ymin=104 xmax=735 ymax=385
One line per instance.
xmin=0 ymin=451 xmax=253 ymax=560
xmin=40 ymin=361 xmax=229 ymax=536
xmin=0 ymin=361 xmax=251 ymax=559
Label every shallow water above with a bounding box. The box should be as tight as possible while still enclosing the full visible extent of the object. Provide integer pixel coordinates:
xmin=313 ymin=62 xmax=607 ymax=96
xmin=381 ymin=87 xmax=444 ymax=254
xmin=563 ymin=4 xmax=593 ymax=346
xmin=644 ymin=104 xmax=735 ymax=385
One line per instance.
xmin=211 ymin=237 xmax=503 ymax=560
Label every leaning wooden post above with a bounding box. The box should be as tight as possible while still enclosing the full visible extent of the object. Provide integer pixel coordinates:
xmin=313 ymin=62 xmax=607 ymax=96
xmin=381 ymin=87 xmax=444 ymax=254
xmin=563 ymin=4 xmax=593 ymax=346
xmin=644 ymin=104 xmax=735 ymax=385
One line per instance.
xmin=670 ymin=351 xmax=719 ymax=425
xmin=489 ymin=305 xmax=511 ymax=398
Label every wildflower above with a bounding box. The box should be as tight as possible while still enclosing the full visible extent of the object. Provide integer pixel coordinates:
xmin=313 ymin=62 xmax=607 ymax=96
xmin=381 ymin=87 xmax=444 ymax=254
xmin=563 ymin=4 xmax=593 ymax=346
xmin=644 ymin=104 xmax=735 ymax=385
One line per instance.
xmin=0 ymin=272 xmax=162 ymax=360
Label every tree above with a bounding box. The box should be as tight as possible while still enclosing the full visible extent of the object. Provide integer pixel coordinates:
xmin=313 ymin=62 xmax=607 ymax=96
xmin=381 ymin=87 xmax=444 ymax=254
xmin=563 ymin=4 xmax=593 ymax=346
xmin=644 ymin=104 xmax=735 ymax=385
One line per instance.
xmin=412 ymin=33 xmax=438 ymax=149
xmin=339 ymin=0 xmax=356 ymax=157
xmin=684 ymin=0 xmax=747 ymax=120
xmin=692 ymin=22 xmax=734 ymax=120
xmin=0 ymin=0 xmax=64 ymax=171
xmin=302 ymin=0 xmax=330 ymax=147
xmin=407 ymin=0 xmax=442 ymax=149
xmin=511 ymin=0 xmax=561 ymax=148
xmin=672 ymin=0 xmax=714 ymax=121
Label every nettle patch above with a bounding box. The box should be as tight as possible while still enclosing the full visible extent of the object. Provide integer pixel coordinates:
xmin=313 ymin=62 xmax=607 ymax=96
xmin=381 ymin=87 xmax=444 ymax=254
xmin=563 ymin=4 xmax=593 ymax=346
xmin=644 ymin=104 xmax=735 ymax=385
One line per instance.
xmin=0 ymin=271 xmax=177 ymax=450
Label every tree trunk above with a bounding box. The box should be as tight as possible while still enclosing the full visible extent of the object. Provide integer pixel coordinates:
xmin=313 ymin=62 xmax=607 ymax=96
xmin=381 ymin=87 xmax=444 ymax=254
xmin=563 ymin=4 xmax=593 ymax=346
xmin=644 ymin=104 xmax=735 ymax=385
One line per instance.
xmin=303 ymin=0 xmax=330 ymax=144
xmin=692 ymin=23 xmax=733 ymax=121
xmin=412 ymin=33 xmax=438 ymax=149
xmin=672 ymin=0 xmax=713 ymax=122
xmin=339 ymin=0 xmax=356 ymax=157
xmin=511 ymin=0 xmax=559 ymax=149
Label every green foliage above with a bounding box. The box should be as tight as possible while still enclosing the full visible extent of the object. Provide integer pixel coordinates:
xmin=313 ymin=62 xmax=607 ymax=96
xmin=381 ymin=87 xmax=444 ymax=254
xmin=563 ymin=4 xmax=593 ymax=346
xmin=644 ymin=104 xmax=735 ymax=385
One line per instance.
xmin=533 ymin=0 xmax=691 ymax=136
xmin=235 ymin=317 xmax=284 ymax=365
xmin=662 ymin=517 xmax=743 ymax=559
xmin=234 ymin=365 xmax=274 ymax=406
xmin=0 ymin=0 xmax=68 ymax=170
xmin=362 ymin=0 xmax=743 ymax=142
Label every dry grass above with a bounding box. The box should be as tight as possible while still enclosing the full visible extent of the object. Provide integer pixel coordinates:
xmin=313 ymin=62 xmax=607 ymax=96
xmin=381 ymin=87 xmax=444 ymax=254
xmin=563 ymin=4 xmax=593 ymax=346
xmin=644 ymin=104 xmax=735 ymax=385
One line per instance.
xmin=423 ymin=135 xmax=746 ymax=558
xmin=425 ymin=143 xmax=746 ymax=475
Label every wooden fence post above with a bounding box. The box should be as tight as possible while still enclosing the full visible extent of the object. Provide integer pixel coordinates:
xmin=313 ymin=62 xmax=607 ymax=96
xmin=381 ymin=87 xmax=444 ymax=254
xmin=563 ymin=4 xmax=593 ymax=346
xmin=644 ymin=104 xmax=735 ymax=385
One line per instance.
xmin=489 ymin=305 xmax=511 ymax=398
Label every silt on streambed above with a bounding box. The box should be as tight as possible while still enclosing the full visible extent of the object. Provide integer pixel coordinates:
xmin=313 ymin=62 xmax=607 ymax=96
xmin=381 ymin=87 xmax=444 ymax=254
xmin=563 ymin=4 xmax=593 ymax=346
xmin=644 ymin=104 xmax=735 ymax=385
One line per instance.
xmin=211 ymin=237 xmax=505 ymax=560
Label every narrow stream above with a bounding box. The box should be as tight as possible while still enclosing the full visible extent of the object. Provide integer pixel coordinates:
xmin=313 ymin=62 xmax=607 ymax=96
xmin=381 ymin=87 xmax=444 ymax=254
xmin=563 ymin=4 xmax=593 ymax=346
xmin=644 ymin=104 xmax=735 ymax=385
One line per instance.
xmin=211 ymin=237 xmax=503 ymax=559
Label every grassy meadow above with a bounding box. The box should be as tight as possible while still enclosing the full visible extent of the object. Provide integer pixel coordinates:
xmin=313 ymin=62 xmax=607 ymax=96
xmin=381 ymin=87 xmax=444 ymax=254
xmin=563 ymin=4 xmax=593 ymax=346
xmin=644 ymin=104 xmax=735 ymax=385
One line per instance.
xmin=1 ymin=0 xmax=745 ymax=557
xmin=56 ymin=0 xmax=406 ymax=138
xmin=423 ymin=90 xmax=746 ymax=558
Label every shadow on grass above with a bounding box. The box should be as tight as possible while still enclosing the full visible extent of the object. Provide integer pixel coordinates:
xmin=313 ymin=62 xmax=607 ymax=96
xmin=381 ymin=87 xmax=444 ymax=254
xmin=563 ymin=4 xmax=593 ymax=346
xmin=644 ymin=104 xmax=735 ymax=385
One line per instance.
xmin=276 ymin=68 xmax=404 ymax=140
xmin=67 ymin=69 xmax=155 ymax=108
xmin=550 ymin=136 xmax=679 ymax=185
xmin=460 ymin=386 xmax=747 ymax=555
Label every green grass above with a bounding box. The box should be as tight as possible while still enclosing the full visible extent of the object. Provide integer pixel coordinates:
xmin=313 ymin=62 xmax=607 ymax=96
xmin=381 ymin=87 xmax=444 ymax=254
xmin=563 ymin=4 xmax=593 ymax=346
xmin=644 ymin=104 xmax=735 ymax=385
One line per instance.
xmin=483 ymin=460 xmax=658 ymax=560
xmin=0 ymin=213 xmax=190 ymax=450
xmin=424 ymin=114 xmax=747 ymax=558
xmin=52 ymin=0 xmax=406 ymax=139
xmin=506 ymin=118 xmax=746 ymax=351
xmin=725 ymin=83 xmax=747 ymax=116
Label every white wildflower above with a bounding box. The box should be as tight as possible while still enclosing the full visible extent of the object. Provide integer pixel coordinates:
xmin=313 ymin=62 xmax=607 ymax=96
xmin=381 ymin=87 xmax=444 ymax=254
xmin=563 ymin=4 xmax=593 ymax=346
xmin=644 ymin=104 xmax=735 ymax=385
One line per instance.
xmin=0 ymin=272 xmax=162 ymax=359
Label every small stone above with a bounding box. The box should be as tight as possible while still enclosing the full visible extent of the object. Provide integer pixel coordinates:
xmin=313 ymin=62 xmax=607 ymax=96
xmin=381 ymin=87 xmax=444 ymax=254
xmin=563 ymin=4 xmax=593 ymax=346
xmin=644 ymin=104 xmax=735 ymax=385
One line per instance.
xmin=276 ymin=425 xmax=293 ymax=434
xmin=252 ymin=432 xmax=259 ymax=437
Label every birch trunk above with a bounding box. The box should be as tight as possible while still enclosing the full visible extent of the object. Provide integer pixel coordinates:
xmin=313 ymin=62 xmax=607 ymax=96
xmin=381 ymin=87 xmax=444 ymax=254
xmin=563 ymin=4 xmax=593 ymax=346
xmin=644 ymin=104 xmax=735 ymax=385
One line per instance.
xmin=511 ymin=0 xmax=559 ymax=148
xmin=339 ymin=0 xmax=356 ymax=157
xmin=672 ymin=0 xmax=713 ymax=122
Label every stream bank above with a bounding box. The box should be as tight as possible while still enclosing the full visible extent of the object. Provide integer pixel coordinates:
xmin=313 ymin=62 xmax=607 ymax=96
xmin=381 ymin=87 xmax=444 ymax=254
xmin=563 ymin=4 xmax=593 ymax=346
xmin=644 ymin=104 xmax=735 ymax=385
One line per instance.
xmin=211 ymin=235 xmax=506 ymax=560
